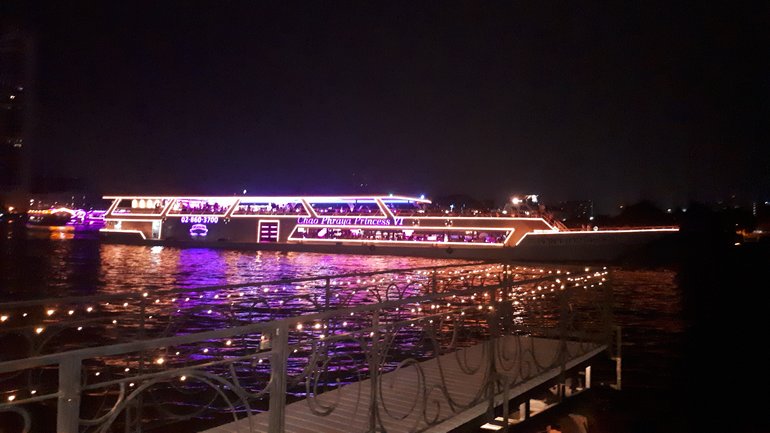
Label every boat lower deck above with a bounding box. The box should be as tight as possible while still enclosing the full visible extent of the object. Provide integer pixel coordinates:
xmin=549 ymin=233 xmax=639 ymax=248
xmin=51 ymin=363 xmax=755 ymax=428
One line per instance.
xmin=100 ymin=229 xmax=676 ymax=264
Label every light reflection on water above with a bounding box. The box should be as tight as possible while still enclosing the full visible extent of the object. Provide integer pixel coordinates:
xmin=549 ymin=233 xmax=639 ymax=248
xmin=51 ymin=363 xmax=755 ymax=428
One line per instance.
xmin=1 ymin=238 xmax=587 ymax=430
xmin=0 ymin=239 xmax=472 ymax=301
xmin=0 ymin=238 xmax=685 ymax=396
xmin=608 ymin=267 xmax=683 ymax=391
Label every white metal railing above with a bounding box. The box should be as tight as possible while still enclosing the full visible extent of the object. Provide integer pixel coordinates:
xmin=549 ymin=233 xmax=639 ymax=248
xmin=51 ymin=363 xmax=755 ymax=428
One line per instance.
xmin=0 ymin=263 xmax=612 ymax=433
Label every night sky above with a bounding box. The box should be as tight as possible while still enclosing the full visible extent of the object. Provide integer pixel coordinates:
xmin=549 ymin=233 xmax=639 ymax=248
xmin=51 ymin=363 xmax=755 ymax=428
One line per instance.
xmin=5 ymin=1 xmax=769 ymax=214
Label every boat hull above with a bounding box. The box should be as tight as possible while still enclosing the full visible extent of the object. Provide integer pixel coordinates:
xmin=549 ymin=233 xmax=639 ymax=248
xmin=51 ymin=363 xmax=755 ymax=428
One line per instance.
xmin=100 ymin=228 xmax=677 ymax=264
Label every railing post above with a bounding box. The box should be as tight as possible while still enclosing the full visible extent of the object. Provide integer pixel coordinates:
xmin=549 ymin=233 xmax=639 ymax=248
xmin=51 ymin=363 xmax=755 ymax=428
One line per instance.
xmin=501 ymin=375 xmax=511 ymax=432
xmin=557 ymin=286 xmax=569 ymax=399
xmin=519 ymin=400 xmax=529 ymax=421
xmin=369 ymin=310 xmax=380 ymax=432
xmin=139 ymin=292 xmax=147 ymax=340
xmin=504 ymin=264 xmax=510 ymax=288
xmin=134 ymin=293 xmax=148 ymax=433
xmin=324 ymin=277 xmax=331 ymax=311
xmin=585 ymin=365 xmax=592 ymax=389
xmin=613 ymin=325 xmax=622 ymax=390
xmin=431 ymin=269 xmax=437 ymax=293
xmin=57 ymin=357 xmax=82 ymax=433
xmin=268 ymin=324 xmax=289 ymax=433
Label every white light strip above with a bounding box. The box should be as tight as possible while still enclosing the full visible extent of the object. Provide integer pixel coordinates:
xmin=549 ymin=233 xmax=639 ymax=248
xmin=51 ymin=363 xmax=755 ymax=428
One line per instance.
xmin=160 ymin=199 xmax=175 ymax=217
xmin=533 ymin=227 xmax=679 ymax=234
xmin=310 ymin=211 xmax=389 ymax=217
xmin=102 ymin=194 xmax=430 ymax=202
xmin=104 ymin=198 xmax=169 ymax=217
xmin=27 ymin=207 xmax=75 ymax=216
xmin=166 ymin=198 xmax=231 ymax=217
xmin=503 ymin=228 xmax=517 ymax=245
xmin=105 ymin=199 xmax=119 ymax=215
xmin=224 ymin=199 xmax=240 ymax=218
xmin=105 ymin=218 xmax=161 ymax=222
xmin=413 ymin=216 xmax=547 ymax=222
xmin=166 ymin=212 xmax=230 ymax=217
xmin=514 ymin=227 xmax=679 ymax=246
xmin=539 ymin=218 xmax=557 ymax=231
xmin=234 ymin=199 xmax=305 ymax=205
xmin=375 ymin=197 xmax=395 ymax=220
xmin=307 ymin=204 xmax=388 ymax=217
xmin=299 ymin=199 xmax=314 ymax=217
xmin=231 ymin=201 xmax=311 ymax=217
xmin=107 ymin=211 xmax=165 ymax=217
xmin=302 ymin=198 xmax=319 ymax=219
xmin=300 ymin=195 xmax=426 ymax=202
xmin=103 ymin=196 xmax=178 ymax=200
xmin=380 ymin=195 xmax=432 ymax=203
xmin=230 ymin=214 xmax=304 ymax=219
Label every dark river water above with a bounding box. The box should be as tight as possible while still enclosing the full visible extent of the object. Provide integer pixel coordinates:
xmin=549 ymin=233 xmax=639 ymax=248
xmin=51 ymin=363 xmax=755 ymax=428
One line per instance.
xmin=1 ymin=228 xmax=769 ymax=433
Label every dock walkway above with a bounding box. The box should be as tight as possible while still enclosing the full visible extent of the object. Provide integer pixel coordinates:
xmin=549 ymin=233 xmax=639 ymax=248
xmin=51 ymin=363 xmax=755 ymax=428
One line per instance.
xmin=203 ymin=335 xmax=606 ymax=433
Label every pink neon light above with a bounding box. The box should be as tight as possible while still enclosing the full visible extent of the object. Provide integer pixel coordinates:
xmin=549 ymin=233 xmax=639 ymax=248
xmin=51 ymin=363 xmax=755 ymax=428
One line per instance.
xmin=285 ymin=236 xmax=505 ymax=247
xmin=295 ymin=224 xmax=512 ymax=232
xmin=103 ymin=194 xmax=431 ymax=203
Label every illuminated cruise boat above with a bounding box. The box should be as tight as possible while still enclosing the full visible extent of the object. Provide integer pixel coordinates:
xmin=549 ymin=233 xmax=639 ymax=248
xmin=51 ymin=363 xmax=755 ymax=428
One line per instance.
xmin=99 ymin=194 xmax=678 ymax=262
xmin=26 ymin=207 xmax=107 ymax=233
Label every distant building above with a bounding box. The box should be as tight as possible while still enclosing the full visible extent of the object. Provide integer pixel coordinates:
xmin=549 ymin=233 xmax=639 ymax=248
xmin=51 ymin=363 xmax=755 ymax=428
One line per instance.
xmin=0 ymin=19 xmax=34 ymax=209
xmin=27 ymin=194 xmax=105 ymax=212
xmin=549 ymin=200 xmax=594 ymax=228
xmin=28 ymin=175 xmax=105 ymax=211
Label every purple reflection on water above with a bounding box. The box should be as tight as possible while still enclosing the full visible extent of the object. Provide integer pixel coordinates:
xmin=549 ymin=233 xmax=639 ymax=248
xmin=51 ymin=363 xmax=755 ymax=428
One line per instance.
xmin=0 ymin=238 xmax=472 ymax=302
xmin=175 ymin=248 xmax=230 ymax=287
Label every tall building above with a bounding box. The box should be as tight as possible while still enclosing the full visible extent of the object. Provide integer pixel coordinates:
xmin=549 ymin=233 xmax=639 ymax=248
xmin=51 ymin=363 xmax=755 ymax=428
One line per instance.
xmin=0 ymin=19 xmax=33 ymax=209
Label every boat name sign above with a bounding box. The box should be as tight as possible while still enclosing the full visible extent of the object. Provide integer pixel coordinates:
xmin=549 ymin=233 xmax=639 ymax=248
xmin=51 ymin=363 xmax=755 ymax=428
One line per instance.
xmin=297 ymin=217 xmax=404 ymax=226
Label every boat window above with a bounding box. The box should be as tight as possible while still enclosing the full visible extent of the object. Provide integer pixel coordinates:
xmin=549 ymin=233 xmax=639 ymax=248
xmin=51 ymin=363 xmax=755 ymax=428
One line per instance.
xmin=307 ymin=199 xmax=384 ymax=216
xmin=289 ymin=226 xmax=510 ymax=244
xmin=168 ymin=198 xmax=236 ymax=215
xmin=383 ymin=200 xmax=424 ymax=216
xmin=232 ymin=199 xmax=309 ymax=216
xmin=111 ymin=198 xmax=168 ymax=215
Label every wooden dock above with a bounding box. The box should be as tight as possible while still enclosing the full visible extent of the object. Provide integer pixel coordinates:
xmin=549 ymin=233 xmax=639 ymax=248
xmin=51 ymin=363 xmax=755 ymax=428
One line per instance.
xmin=202 ymin=335 xmax=607 ymax=433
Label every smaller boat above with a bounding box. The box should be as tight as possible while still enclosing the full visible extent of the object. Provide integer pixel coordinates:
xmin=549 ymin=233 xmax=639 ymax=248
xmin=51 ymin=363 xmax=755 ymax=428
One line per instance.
xmin=25 ymin=207 xmax=106 ymax=234
xmin=25 ymin=207 xmax=77 ymax=230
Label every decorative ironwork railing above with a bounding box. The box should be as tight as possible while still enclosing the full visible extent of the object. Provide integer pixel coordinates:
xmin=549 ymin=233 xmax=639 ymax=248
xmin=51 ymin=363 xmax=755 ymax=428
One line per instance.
xmin=0 ymin=263 xmax=613 ymax=433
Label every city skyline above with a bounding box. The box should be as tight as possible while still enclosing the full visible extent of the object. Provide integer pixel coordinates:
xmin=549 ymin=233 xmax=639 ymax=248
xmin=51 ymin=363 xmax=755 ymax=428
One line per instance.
xmin=2 ymin=1 xmax=768 ymax=214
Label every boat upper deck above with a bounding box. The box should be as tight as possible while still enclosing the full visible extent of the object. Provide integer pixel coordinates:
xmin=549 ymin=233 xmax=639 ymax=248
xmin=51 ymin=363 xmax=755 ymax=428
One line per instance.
xmin=102 ymin=194 xmax=555 ymax=223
